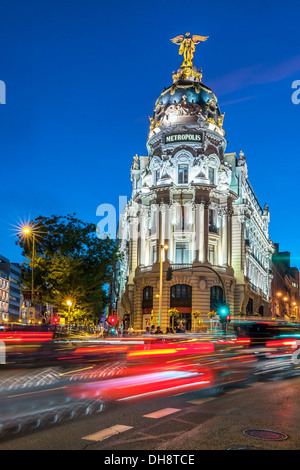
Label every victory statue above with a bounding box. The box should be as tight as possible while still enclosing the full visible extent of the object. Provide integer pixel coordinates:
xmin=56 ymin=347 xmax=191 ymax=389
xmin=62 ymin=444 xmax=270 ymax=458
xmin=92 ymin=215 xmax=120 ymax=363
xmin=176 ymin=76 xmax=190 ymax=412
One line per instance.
xmin=170 ymin=32 xmax=209 ymax=67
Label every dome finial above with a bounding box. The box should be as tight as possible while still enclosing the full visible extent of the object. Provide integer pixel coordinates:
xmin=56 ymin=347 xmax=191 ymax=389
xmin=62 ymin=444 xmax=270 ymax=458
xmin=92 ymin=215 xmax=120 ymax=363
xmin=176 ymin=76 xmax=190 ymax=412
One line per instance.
xmin=170 ymin=32 xmax=209 ymax=67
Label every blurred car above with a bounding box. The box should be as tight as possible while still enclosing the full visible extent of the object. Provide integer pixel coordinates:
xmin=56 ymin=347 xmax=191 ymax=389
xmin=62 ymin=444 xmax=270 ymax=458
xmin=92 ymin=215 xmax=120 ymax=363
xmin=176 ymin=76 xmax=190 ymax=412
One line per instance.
xmin=234 ymin=321 xmax=300 ymax=347
xmin=234 ymin=321 xmax=300 ymax=380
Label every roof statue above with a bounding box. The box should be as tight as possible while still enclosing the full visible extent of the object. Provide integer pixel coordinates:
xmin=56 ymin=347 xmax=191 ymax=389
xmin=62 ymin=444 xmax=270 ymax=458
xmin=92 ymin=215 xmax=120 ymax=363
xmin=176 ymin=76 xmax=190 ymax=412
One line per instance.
xmin=170 ymin=32 xmax=209 ymax=67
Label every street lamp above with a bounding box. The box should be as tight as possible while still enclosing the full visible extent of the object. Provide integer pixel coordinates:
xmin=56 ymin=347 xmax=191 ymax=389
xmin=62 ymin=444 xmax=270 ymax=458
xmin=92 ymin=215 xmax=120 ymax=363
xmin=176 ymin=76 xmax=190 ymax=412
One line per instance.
xmin=159 ymin=244 xmax=168 ymax=327
xmin=66 ymin=299 xmax=72 ymax=330
xmin=22 ymin=225 xmax=36 ymax=307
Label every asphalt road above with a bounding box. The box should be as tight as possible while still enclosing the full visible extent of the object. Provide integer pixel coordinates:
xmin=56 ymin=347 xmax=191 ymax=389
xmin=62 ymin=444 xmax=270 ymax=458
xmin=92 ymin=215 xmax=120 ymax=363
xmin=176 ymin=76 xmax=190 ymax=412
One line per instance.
xmin=0 ymin=375 xmax=299 ymax=452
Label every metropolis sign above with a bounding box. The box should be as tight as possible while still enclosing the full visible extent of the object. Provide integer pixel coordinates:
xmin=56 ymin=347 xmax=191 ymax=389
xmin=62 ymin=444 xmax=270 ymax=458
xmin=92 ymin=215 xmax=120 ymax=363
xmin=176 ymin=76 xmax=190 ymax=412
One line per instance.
xmin=164 ymin=132 xmax=202 ymax=144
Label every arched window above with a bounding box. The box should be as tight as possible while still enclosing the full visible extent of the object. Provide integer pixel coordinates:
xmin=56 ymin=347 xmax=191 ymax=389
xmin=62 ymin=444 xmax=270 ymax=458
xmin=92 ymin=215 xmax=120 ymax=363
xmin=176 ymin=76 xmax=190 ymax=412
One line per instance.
xmin=170 ymin=284 xmax=192 ymax=307
xmin=178 ymin=164 xmax=189 ymax=184
xmin=142 ymin=286 xmax=153 ymax=309
xmin=210 ymin=285 xmax=224 ymax=311
xmin=246 ymin=298 xmax=253 ymax=315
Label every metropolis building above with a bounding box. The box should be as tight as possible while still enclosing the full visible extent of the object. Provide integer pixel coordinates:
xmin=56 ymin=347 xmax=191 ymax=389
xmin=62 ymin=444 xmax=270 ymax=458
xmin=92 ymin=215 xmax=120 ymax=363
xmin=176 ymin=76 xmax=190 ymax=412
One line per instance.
xmin=112 ymin=34 xmax=275 ymax=331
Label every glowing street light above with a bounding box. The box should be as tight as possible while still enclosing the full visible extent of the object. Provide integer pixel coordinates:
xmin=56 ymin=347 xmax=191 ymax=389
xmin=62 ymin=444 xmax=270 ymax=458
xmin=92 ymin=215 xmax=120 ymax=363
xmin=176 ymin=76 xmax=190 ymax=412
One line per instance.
xmin=21 ymin=224 xmax=36 ymax=307
xmin=66 ymin=299 xmax=73 ymax=329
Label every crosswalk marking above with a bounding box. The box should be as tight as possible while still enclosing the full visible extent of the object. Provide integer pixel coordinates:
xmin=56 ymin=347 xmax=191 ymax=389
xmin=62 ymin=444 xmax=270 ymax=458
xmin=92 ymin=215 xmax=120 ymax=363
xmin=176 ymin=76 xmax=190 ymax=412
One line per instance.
xmin=143 ymin=408 xmax=181 ymax=419
xmin=82 ymin=425 xmax=133 ymax=442
xmin=187 ymin=397 xmax=216 ymax=405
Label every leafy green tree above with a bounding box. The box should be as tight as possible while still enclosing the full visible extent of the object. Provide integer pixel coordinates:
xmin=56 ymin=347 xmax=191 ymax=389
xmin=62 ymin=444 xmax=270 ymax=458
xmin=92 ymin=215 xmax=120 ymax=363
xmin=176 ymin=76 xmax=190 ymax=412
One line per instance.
xmin=17 ymin=214 xmax=119 ymax=324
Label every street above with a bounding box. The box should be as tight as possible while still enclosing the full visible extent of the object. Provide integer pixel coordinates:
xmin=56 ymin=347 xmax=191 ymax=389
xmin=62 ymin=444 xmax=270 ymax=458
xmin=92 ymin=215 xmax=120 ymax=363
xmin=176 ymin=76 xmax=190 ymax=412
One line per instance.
xmin=0 ymin=373 xmax=299 ymax=451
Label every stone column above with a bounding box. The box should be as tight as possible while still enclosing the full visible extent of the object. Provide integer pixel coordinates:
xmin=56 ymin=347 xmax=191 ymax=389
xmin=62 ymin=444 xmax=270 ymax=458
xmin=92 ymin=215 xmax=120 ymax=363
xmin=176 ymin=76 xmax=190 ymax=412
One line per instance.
xmin=203 ymin=202 xmax=209 ymax=263
xmin=222 ymin=209 xmax=228 ymax=266
xmin=227 ymin=208 xmax=233 ymax=267
xmin=195 ymin=202 xmax=204 ymax=262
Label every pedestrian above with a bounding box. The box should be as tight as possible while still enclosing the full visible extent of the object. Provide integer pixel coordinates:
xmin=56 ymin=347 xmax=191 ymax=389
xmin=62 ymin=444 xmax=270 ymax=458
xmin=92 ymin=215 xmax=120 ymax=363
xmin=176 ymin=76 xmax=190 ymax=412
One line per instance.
xmin=143 ymin=326 xmax=151 ymax=335
xmin=166 ymin=327 xmax=174 ymax=334
xmin=154 ymin=326 xmax=163 ymax=334
xmin=128 ymin=326 xmax=134 ymax=336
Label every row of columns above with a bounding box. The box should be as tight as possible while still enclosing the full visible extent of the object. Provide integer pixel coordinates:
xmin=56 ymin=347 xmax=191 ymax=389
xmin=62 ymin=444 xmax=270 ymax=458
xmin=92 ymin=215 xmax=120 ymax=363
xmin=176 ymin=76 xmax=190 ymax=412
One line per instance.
xmin=135 ymin=200 xmax=233 ymax=267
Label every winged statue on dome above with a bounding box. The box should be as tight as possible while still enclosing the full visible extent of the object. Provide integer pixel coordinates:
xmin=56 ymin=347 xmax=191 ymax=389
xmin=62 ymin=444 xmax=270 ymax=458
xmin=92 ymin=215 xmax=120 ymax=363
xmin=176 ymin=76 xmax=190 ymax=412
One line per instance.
xmin=170 ymin=32 xmax=209 ymax=67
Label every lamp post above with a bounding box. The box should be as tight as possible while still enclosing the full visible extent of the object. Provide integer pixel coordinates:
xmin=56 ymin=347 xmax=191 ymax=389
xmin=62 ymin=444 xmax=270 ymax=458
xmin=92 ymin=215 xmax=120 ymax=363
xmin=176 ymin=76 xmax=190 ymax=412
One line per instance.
xmin=22 ymin=226 xmax=36 ymax=307
xmin=159 ymin=244 xmax=168 ymax=327
xmin=66 ymin=299 xmax=72 ymax=329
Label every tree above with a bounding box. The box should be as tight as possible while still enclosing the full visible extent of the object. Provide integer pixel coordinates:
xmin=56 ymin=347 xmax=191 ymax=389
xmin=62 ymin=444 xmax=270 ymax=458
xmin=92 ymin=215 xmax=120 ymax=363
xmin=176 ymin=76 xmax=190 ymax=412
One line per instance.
xmin=192 ymin=311 xmax=201 ymax=331
xmin=17 ymin=214 xmax=119 ymax=325
xmin=168 ymin=308 xmax=179 ymax=329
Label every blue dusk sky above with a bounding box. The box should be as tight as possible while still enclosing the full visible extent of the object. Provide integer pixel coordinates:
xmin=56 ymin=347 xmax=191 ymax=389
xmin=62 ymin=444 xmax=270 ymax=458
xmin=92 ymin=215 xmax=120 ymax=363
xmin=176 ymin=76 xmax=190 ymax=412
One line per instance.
xmin=0 ymin=0 xmax=300 ymax=268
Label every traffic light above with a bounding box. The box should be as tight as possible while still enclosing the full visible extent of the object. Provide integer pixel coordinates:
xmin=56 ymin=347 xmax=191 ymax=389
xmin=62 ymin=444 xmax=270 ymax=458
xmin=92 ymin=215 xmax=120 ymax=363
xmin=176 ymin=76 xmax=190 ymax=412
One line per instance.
xmin=52 ymin=316 xmax=59 ymax=324
xmin=166 ymin=267 xmax=173 ymax=281
xmin=217 ymin=303 xmax=230 ymax=323
xmin=108 ymin=315 xmax=117 ymax=325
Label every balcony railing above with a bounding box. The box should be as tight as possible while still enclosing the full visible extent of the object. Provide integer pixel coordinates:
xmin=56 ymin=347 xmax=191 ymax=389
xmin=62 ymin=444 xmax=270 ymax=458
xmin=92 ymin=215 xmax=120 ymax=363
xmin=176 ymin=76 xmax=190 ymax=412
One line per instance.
xmin=171 ymin=263 xmax=192 ymax=270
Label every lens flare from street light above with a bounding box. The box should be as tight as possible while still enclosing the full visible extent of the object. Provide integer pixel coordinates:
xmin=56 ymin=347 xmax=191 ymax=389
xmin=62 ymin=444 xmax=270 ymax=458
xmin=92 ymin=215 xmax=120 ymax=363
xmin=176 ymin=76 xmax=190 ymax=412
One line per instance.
xmin=12 ymin=219 xmax=42 ymax=244
xmin=67 ymin=300 xmax=72 ymax=307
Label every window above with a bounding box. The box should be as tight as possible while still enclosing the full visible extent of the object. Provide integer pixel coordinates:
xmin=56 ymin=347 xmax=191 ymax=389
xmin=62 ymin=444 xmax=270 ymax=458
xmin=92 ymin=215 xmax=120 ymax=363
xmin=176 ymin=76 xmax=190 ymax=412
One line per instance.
xmin=246 ymin=298 xmax=253 ymax=315
xmin=142 ymin=286 xmax=153 ymax=309
xmin=154 ymin=169 xmax=160 ymax=185
xmin=210 ymin=285 xmax=224 ymax=311
xmin=170 ymin=284 xmax=192 ymax=307
xmin=208 ymin=167 xmax=215 ymax=184
xmin=152 ymin=245 xmax=157 ymax=264
xmin=178 ymin=164 xmax=188 ymax=184
xmin=209 ymin=209 xmax=218 ymax=233
xmin=175 ymin=242 xmax=190 ymax=264
xmin=143 ymin=286 xmax=153 ymax=301
xmin=208 ymin=245 xmax=215 ymax=265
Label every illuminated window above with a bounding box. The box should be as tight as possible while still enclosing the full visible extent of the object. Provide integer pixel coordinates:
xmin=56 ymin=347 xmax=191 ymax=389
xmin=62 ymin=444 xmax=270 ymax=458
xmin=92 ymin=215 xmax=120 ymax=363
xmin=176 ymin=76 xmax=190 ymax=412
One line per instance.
xmin=208 ymin=245 xmax=215 ymax=265
xmin=178 ymin=164 xmax=188 ymax=184
xmin=152 ymin=245 xmax=157 ymax=264
xmin=208 ymin=167 xmax=215 ymax=184
xmin=175 ymin=242 xmax=190 ymax=263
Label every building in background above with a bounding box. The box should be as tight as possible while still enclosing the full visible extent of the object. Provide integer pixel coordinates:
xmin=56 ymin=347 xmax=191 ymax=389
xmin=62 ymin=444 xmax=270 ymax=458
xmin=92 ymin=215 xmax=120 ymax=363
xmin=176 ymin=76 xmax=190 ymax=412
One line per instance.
xmin=271 ymin=244 xmax=299 ymax=321
xmin=0 ymin=255 xmax=10 ymax=322
xmin=8 ymin=263 xmax=22 ymax=321
xmin=112 ymin=34 xmax=276 ymax=331
xmin=0 ymin=255 xmax=21 ymax=323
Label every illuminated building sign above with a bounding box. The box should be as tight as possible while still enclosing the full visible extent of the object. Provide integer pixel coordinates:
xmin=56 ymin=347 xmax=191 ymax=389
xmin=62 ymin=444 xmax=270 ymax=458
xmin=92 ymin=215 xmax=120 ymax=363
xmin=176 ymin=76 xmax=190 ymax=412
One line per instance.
xmin=164 ymin=133 xmax=202 ymax=144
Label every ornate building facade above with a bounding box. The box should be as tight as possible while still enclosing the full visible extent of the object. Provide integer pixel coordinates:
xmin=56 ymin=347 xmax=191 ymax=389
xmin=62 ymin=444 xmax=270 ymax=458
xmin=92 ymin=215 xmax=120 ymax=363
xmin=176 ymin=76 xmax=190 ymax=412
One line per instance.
xmin=112 ymin=34 xmax=275 ymax=331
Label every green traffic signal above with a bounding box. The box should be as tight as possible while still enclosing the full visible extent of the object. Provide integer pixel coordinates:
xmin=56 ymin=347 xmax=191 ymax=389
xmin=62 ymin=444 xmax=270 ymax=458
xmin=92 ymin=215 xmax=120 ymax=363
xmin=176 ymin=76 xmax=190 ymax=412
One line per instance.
xmin=218 ymin=303 xmax=230 ymax=322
